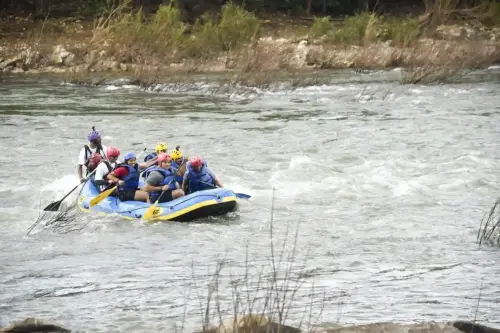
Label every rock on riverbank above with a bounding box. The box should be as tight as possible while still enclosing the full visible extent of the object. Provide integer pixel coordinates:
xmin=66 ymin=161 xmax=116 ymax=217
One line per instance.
xmin=1 ymin=24 xmax=499 ymax=76
xmin=2 ymin=317 xmax=500 ymax=333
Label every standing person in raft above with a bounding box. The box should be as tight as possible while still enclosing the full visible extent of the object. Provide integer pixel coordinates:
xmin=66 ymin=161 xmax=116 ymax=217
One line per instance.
xmin=77 ymin=127 xmax=108 ymax=182
xmin=143 ymin=153 xmax=185 ymax=203
xmin=105 ymin=152 xmax=157 ymax=202
xmin=182 ymin=156 xmax=223 ymax=194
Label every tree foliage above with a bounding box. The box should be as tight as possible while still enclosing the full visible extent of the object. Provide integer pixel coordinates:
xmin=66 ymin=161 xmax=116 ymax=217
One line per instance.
xmin=0 ymin=0 xmax=491 ymax=19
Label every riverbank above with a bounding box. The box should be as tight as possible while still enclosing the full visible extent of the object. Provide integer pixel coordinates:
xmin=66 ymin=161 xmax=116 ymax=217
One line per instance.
xmin=2 ymin=317 xmax=500 ymax=333
xmin=1 ymin=4 xmax=500 ymax=84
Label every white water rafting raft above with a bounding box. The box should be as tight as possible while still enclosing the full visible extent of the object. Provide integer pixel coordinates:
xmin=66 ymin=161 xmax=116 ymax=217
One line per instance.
xmin=77 ymin=179 xmax=239 ymax=222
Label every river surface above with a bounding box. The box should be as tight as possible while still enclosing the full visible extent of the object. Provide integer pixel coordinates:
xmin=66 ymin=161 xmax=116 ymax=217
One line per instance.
xmin=1 ymin=68 xmax=500 ymax=332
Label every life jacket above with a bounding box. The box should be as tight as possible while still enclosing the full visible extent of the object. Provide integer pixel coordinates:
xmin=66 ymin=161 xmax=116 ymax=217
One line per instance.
xmin=84 ymin=145 xmax=105 ymax=174
xmin=144 ymin=152 xmax=157 ymax=162
xmin=141 ymin=163 xmax=158 ymax=179
xmin=186 ymin=162 xmax=214 ymax=194
xmin=143 ymin=167 xmax=176 ymax=202
xmin=115 ymin=163 xmax=140 ymax=191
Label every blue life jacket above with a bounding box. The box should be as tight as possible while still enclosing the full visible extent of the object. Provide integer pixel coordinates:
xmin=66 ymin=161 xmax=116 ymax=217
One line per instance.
xmin=144 ymin=152 xmax=157 ymax=162
xmin=186 ymin=162 xmax=214 ymax=194
xmin=141 ymin=163 xmax=158 ymax=179
xmin=144 ymin=167 xmax=176 ymax=202
xmin=116 ymin=164 xmax=140 ymax=191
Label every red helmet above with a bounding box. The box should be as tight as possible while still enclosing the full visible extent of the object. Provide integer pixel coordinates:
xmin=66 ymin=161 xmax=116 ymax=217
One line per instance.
xmin=106 ymin=146 xmax=120 ymax=160
xmin=88 ymin=153 xmax=102 ymax=167
xmin=190 ymin=156 xmax=204 ymax=168
xmin=157 ymin=153 xmax=172 ymax=164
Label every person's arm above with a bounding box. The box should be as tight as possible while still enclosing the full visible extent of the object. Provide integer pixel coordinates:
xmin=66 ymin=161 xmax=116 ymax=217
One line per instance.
xmin=143 ymin=172 xmax=170 ymax=193
xmin=77 ymin=148 xmax=85 ymax=182
xmin=139 ymin=156 xmax=158 ymax=170
xmin=106 ymin=167 xmax=127 ymax=185
xmin=182 ymin=171 xmax=190 ymax=193
xmin=77 ymin=165 xmax=84 ymax=182
xmin=208 ymin=168 xmax=223 ymax=188
xmin=213 ymin=175 xmax=223 ymax=188
xmin=176 ymin=162 xmax=187 ymax=176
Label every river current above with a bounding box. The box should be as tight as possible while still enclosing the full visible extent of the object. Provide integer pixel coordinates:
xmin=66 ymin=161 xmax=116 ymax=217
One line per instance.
xmin=1 ymin=68 xmax=500 ymax=332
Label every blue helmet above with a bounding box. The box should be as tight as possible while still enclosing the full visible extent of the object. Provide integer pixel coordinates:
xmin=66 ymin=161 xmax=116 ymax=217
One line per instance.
xmin=87 ymin=130 xmax=100 ymax=142
xmin=124 ymin=152 xmax=136 ymax=161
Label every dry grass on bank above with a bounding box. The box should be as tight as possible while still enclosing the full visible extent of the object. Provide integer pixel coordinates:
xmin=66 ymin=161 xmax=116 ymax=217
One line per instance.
xmin=2 ymin=0 xmax=500 ymax=86
xmin=478 ymin=195 xmax=500 ymax=246
xmin=188 ymin=191 xmax=331 ymax=333
xmin=400 ymin=39 xmax=500 ymax=84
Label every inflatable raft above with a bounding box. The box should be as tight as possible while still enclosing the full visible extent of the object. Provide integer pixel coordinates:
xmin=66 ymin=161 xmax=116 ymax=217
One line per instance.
xmin=77 ymin=179 xmax=238 ymax=222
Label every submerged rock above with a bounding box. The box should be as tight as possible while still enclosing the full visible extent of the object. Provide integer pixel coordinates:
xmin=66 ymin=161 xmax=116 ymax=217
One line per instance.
xmin=205 ymin=314 xmax=301 ymax=333
xmin=313 ymin=322 xmax=500 ymax=333
xmin=452 ymin=321 xmax=500 ymax=333
xmin=0 ymin=318 xmax=70 ymax=332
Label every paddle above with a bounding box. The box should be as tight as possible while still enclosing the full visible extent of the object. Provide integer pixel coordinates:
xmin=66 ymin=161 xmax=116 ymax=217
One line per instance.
xmin=143 ymin=176 xmax=176 ymax=221
xmin=89 ymin=148 xmax=147 ymax=207
xmin=199 ymin=181 xmax=251 ymax=199
xmin=43 ymin=167 xmax=99 ymax=211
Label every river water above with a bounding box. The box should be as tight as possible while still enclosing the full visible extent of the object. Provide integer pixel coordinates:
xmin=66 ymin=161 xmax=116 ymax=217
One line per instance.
xmin=1 ymin=68 xmax=500 ymax=332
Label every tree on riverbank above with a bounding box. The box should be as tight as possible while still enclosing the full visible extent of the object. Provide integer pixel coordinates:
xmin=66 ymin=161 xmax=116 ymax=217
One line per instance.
xmin=1 ymin=0 xmax=498 ymax=20
xmin=0 ymin=0 xmax=499 ymax=85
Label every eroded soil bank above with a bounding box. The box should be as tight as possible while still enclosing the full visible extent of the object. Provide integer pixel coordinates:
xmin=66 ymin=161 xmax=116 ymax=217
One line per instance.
xmin=1 ymin=9 xmax=500 ymax=84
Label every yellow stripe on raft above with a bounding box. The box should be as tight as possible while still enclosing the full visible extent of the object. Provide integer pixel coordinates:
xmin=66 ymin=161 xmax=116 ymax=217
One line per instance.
xmin=77 ymin=195 xmax=236 ymax=222
xmin=151 ymin=196 xmax=236 ymax=221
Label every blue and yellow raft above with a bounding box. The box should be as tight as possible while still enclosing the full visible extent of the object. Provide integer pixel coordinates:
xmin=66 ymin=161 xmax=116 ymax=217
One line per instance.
xmin=77 ymin=180 xmax=238 ymax=222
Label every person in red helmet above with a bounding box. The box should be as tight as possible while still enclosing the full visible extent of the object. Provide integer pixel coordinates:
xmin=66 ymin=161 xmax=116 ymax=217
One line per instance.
xmin=106 ymin=152 xmax=157 ymax=202
xmin=143 ymin=153 xmax=185 ymax=203
xmin=94 ymin=146 xmax=121 ymax=192
xmin=182 ymin=156 xmax=223 ymax=194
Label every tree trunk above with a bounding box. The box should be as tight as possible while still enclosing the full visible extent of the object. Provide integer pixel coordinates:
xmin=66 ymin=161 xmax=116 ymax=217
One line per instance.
xmin=34 ymin=0 xmax=51 ymax=18
xmin=358 ymin=0 xmax=369 ymax=12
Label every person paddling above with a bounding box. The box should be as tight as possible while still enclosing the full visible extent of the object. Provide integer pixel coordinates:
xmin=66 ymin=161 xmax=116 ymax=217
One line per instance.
xmin=143 ymin=153 xmax=185 ymax=203
xmin=77 ymin=127 xmax=108 ymax=182
xmin=106 ymin=152 xmax=157 ymax=202
xmin=94 ymin=146 xmax=121 ymax=192
xmin=182 ymin=156 xmax=223 ymax=194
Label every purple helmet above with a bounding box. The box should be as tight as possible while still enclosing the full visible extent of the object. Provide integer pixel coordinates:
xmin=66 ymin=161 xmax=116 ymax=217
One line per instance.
xmin=87 ymin=129 xmax=101 ymax=142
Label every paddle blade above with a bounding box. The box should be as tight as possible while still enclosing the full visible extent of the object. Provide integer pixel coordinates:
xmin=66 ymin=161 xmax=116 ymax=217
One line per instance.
xmin=90 ymin=186 xmax=117 ymax=207
xmin=143 ymin=203 xmax=158 ymax=220
xmin=236 ymin=193 xmax=251 ymax=199
xmin=43 ymin=201 xmax=62 ymax=211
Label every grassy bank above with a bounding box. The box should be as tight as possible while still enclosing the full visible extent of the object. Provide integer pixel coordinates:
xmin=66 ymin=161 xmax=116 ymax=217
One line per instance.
xmin=1 ymin=1 xmax=500 ymax=85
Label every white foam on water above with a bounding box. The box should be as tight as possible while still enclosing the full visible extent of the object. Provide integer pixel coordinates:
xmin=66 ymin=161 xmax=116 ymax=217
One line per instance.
xmin=41 ymin=174 xmax=80 ymax=195
xmin=288 ymin=155 xmax=312 ymax=169
xmin=408 ymin=88 xmax=424 ymax=94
